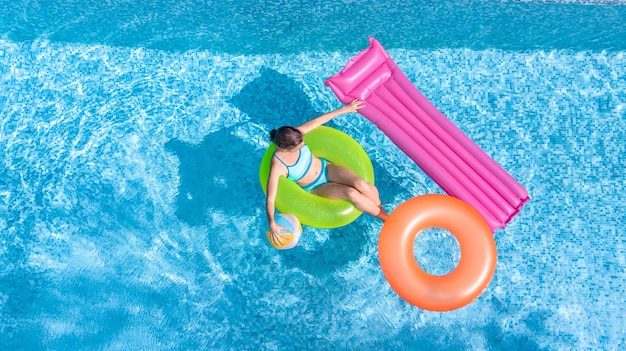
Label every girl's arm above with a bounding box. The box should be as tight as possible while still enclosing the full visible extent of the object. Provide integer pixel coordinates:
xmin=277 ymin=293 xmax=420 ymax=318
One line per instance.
xmin=297 ymin=100 xmax=364 ymax=134
xmin=265 ymin=159 xmax=289 ymax=245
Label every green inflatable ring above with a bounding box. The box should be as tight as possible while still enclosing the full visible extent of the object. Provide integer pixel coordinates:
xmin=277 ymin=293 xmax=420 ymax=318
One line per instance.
xmin=259 ymin=126 xmax=375 ymax=228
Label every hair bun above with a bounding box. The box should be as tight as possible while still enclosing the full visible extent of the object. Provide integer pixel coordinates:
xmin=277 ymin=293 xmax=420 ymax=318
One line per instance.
xmin=269 ymin=129 xmax=277 ymax=142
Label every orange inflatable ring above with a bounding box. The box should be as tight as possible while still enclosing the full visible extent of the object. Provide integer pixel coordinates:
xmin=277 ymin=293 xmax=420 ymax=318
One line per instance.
xmin=378 ymin=194 xmax=497 ymax=311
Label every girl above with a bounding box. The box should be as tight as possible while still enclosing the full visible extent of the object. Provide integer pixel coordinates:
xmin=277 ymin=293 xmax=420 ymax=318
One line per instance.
xmin=265 ymin=100 xmax=388 ymax=245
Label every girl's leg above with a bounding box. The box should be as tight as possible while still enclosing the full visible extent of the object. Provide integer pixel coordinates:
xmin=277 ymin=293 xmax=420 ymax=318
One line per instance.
xmin=312 ymin=164 xmax=388 ymax=220
xmin=325 ymin=164 xmax=383 ymax=207
xmin=313 ymin=182 xmax=386 ymax=219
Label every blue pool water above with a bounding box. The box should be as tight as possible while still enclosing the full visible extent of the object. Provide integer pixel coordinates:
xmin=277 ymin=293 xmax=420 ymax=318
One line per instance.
xmin=1 ymin=1 xmax=625 ymax=350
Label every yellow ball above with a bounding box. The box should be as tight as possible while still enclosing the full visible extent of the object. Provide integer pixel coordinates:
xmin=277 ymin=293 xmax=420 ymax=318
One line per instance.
xmin=266 ymin=213 xmax=302 ymax=250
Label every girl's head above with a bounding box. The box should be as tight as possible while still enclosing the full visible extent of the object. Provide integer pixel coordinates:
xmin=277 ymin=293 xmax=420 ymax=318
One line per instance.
xmin=269 ymin=126 xmax=303 ymax=150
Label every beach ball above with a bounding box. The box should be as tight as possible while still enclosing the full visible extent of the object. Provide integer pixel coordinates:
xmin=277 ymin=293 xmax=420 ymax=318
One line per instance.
xmin=266 ymin=213 xmax=302 ymax=250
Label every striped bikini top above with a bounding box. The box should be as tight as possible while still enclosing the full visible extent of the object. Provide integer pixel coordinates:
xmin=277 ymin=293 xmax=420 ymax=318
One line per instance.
xmin=273 ymin=144 xmax=313 ymax=182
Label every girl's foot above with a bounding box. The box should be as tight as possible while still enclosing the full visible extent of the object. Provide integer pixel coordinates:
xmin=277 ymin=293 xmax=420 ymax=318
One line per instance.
xmin=376 ymin=204 xmax=388 ymax=221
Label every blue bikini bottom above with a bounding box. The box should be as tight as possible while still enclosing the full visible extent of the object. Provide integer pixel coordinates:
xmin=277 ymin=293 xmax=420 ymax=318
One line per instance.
xmin=302 ymin=159 xmax=330 ymax=192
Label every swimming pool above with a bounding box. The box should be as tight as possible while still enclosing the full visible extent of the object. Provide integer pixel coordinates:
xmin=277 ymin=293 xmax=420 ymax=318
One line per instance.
xmin=1 ymin=0 xmax=625 ymax=350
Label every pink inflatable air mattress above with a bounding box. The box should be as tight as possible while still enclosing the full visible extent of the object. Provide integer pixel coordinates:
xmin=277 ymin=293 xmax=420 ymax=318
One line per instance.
xmin=325 ymin=37 xmax=529 ymax=232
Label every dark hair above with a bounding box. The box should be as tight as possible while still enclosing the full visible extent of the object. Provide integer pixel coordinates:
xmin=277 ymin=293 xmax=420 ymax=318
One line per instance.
xmin=269 ymin=126 xmax=303 ymax=149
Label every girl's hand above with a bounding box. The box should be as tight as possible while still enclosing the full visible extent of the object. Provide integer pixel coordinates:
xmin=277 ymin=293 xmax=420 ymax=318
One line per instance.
xmin=269 ymin=222 xmax=290 ymax=246
xmin=343 ymin=99 xmax=365 ymax=113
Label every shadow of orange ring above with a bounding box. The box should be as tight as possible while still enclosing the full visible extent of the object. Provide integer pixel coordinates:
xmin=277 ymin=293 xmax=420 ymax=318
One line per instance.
xmin=378 ymin=194 xmax=497 ymax=311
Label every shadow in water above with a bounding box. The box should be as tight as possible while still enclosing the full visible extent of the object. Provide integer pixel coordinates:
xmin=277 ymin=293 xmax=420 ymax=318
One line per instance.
xmin=230 ymin=67 xmax=327 ymax=127
xmin=480 ymin=297 xmax=571 ymax=350
xmin=165 ymin=131 xmax=264 ymax=225
xmin=386 ymin=299 xmax=563 ymax=350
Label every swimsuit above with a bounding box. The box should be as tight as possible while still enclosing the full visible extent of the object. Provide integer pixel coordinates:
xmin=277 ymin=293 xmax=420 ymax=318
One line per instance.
xmin=302 ymin=159 xmax=330 ymax=192
xmin=274 ymin=144 xmax=330 ymax=191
